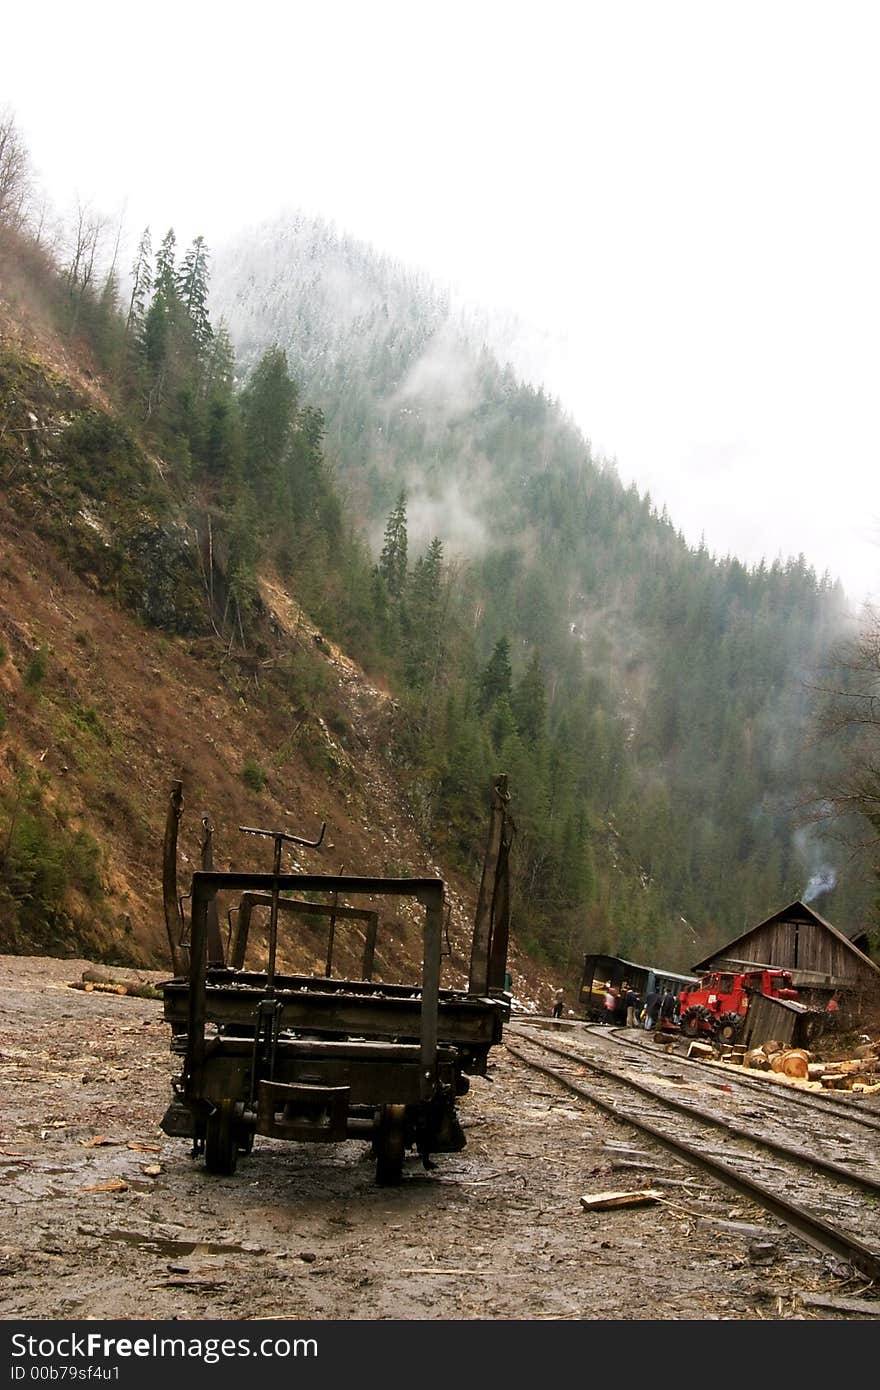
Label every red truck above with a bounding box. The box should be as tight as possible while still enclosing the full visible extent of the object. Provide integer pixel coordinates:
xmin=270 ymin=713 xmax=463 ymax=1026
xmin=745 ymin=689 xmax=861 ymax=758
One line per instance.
xmin=678 ymin=968 xmax=798 ymax=1043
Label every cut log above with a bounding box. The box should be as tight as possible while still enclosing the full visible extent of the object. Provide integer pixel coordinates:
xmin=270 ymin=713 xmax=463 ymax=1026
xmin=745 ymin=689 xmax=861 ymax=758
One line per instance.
xmin=71 ymin=976 xmax=159 ymax=1000
xmin=768 ymin=1052 xmax=787 ymax=1073
xmin=807 ymin=1063 xmax=827 ymax=1079
xmin=744 ymin=1049 xmax=770 ymax=1070
xmin=579 ymin=1189 xmax=663 ymax=1211
xmin=837 ymin=1059 xmax=865 ymax=1075
xmin=761 ymin=1040 xmax=784 ymax=1056
xmin=780 ymin=1050 xmax=810 ymax=1079
xmin=686 ymin=1042 xmax=715 ymax=1060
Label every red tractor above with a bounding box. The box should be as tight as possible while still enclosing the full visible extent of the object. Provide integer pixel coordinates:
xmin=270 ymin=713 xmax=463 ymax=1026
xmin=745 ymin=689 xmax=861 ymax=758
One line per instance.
xmin=678 ymin=968 xmax=798 ymax=1043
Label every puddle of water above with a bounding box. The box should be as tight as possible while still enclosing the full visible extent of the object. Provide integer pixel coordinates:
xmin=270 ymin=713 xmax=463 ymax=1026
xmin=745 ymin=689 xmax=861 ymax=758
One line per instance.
xmin=83 ymin=1229 xmax=266 ymax=1258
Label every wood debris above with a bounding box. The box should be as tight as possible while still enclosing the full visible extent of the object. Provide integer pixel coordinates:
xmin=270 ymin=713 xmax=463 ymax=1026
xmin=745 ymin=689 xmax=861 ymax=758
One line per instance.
xmin=580 ymin=1189 xmax=663 ymax=1211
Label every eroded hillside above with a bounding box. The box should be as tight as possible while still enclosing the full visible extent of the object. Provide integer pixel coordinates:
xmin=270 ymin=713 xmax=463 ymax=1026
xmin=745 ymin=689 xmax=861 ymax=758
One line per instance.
xmin=0 ymin=281 xmax=556 ymax=1007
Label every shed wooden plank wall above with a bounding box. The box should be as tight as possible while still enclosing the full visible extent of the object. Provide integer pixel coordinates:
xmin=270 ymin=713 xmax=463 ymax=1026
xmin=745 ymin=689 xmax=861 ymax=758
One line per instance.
xmin=705 ymin=914 xmax=878 ymax=989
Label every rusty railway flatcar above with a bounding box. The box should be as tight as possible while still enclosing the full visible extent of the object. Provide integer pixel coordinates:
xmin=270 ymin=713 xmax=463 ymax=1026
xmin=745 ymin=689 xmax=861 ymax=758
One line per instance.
xmin=158 ymin=777 xmax=513 ymax=1185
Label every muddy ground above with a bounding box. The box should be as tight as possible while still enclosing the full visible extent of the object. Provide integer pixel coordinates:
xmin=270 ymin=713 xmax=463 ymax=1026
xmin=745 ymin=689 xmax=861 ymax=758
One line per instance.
xmin=0 ymin=955 xmax=872 ymax=1322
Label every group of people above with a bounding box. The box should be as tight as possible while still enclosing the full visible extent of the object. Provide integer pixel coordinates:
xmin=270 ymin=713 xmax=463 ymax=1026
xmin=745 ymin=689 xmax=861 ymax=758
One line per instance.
xmin=602 ymin=980 xmax=678 ymax=1030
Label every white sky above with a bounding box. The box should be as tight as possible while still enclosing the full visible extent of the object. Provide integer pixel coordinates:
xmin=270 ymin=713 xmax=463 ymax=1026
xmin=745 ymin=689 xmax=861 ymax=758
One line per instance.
xmin=3 ymin=0 xmax=879 ymax=603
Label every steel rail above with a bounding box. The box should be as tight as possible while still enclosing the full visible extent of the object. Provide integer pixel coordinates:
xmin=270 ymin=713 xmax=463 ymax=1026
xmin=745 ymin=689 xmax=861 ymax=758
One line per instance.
xmin=506 ymin=1036 xmax=880 ymax=1283
xmin=512 ymin=1027 xmax=880 ymax=1193
xmin=581 ymin=1021 xmax=880 ymax=1131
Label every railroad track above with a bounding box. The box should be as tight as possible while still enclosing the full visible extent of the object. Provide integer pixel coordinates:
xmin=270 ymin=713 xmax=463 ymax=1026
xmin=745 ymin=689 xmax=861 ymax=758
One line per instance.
xmin=507 ymin=1021 xmax=880 ymax=1284
xmin=590 ymin=1021 xmax=880 ymax=1128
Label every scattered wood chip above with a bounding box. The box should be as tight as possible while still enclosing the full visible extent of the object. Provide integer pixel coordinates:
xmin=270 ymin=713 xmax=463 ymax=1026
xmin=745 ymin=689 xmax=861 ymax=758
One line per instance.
xmin=141 ymin=1164 xmax=162 ymax=1176
xmin=127 ymin=1142 xmax=162 ymax=1153
xmin=580 ymin=1189 xmax=663 ymax=1211
xmin=80 ymin=1136 xmax=118 ymax=1148
xmin=81 ymin=1179 xmax=129 ymax=1193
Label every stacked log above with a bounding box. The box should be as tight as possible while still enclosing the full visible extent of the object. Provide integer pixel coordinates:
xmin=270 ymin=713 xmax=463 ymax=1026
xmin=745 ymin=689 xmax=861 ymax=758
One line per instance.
xmin=743 ymin=1046 xmax=810 ymax=1078
xmin=68 ymin=968 xmax=162 ymax=1001
xmin=743 ymin=1048 xmax=770 ymax=1070
xmin=780 ymin=1049 xmax=810 ymax=1079
xmin=818 ymin=1056 xmax=880 ymax=1090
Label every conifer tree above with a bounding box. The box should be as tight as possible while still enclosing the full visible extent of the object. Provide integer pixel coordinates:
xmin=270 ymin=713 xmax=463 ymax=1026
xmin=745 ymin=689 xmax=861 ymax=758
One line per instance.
xmin=477 ymin=636 xmax=512 ymax=714
xmin=379 ymin=489 xmax=408 ymax=599
xmin=126 ymin=226 xmax=152 ymax=334
xmin=153 ymin=228 xmax=177 ymax=300
xmin=512 ymin=650 xmax=546 ymax=746
xmin=177 ymin=235 xmax=213 ymax=352
xmin=404 ymin=536 xmax=444 ymax=689
xmin=238 ymin=347 xmax=297 ymax=503
xmin=141 ymin=229 xmax=180 ymax=407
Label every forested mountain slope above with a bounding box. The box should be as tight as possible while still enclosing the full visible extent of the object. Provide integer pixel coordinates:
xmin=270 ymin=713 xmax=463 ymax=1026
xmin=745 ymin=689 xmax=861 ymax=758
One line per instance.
xmin=213 ymin=214 xmax=872 ymax=968
xmin=0 ymin=219 xmax=556 ymax=1000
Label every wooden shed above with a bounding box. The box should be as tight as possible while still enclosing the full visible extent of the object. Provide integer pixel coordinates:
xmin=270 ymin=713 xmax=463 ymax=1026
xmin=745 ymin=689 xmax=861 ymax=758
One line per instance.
xmin=740 ymin=993 xmax=818 ymax=1051
xmin=692 ymin=900 xmax=880 ymax=1009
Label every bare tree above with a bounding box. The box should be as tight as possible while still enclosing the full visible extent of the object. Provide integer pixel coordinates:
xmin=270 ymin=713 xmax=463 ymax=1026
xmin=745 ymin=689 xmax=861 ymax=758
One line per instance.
xmin=64 ymin=199 xmax=108 ymax=331
xmin=0 ymin=107 xmax=32 ymax=230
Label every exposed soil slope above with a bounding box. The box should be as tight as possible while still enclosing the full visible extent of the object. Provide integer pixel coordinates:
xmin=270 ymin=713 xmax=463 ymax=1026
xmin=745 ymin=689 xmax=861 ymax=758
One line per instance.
xmin=0 ymin=287 xmax=558 ymax=1007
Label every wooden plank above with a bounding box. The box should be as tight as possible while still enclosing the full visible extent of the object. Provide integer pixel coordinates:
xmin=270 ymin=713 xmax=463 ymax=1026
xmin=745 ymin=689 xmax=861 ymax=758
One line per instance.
xmin=579 ymin=1189 xmax=663 ymax=1211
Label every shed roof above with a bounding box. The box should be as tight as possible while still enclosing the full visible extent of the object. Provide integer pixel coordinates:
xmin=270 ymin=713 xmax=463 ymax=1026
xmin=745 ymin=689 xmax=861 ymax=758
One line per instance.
xmin=692 ymin=899 xmax=880 ymax=977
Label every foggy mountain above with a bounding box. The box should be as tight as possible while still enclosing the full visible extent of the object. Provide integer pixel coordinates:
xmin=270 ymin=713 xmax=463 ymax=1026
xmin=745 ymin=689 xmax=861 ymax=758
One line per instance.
xmin=211 ymin=214 xmax=870 ymax=964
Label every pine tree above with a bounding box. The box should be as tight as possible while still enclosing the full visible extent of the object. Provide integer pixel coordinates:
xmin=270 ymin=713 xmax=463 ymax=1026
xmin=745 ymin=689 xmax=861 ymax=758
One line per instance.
xmin=477 ymin=636 xmax=512 ymax=714
xmin=177 ymin=235 xmax=213 ymax=352
xmin=239 ymin=347 xmax=298 ymax=503
xmin=141 ymin=229 xmax=180 ymax=410
xmin=512 ymin=650 xmax=546 ymax=746
xmin=404 ymin=536 xmax=444 ymax=689
xmin=126 ymin=226 xmax=152 ymax=334
xmin=153 ymin=228 xmax=177 ymax=300
xmin=379 ymin=489 xmax=408 ymax=599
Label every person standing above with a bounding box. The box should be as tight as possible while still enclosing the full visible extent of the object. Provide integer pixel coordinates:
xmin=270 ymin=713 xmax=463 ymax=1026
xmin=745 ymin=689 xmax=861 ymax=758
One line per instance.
xmin=552 ymin=987 xmax=564 ymax=1019
xmin=644 ymin=984 xmax=663 ymax=1031
xmin=624 ymin=985 xmax=641 ymax=1029
xmin=659 ymin=989 xmax=677 ymax=1027
xmin=602 ymin=982 xmax=618 ymax=1023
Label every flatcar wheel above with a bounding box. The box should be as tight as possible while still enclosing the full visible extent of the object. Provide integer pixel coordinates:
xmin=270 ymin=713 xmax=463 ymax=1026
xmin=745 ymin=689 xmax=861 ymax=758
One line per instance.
xmin=205 ymin=1099 xmax=238 ymax=1176
xmin=375 ymin=1104 xmax=406 ymax=1186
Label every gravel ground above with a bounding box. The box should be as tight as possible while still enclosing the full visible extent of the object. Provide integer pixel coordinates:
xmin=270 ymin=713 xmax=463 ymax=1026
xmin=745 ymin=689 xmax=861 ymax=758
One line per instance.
xmin=0 ymin=955 xmax=872 ymax=1321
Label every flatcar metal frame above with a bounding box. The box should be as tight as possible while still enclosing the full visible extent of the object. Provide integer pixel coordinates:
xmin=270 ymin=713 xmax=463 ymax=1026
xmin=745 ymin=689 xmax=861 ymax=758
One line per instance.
xmin=161 ymin=870 xmax=509 ymax=1182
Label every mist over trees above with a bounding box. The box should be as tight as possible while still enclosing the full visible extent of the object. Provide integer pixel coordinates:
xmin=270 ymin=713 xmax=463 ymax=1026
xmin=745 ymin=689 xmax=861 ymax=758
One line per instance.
xmin=213 ymin=213 xmax=876 ymax=966
xmin=1 ymin=112 xmax=876 ymax=970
